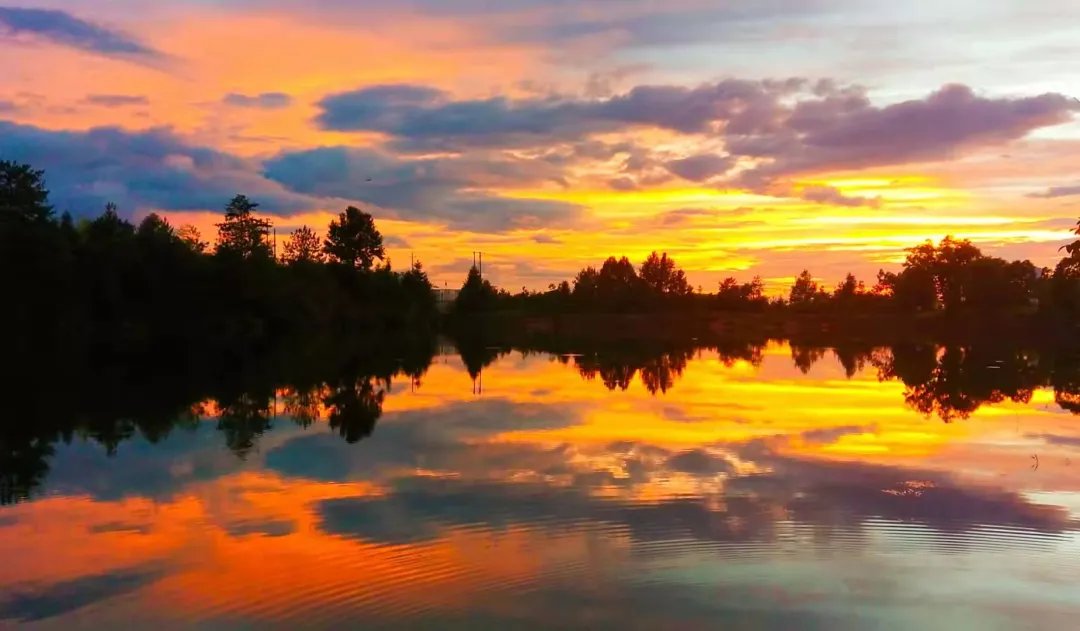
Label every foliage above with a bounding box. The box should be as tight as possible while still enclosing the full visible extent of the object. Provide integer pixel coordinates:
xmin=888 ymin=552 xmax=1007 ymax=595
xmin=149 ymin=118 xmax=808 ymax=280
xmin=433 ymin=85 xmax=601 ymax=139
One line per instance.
xmin=717 ymin=276 xmax=766 ymax=311
xmin=640 ymin=251 xmax=692 ymax=296
xmin=282 ymin=225 xmax=324 ymax=265
xmin=324 ymin=206 xmax=385 ymax=270
xmin=215 ymin=195 xmax=273 ymax=260
xmin=0 ymin=160 xmax=52 ymax=223
xmin=789 ymin=270 xmax=828 ymax=307
xmin=455 ymin=265 xmax=503 ymax=312
xmin=0 ymin=160 xmax=439 ymax=379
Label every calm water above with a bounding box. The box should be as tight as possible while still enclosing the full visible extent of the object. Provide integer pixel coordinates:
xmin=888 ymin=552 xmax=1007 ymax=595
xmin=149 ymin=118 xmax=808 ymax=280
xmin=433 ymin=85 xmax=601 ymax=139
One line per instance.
xmin=3 ymin=340 xmax=1080 ymax=629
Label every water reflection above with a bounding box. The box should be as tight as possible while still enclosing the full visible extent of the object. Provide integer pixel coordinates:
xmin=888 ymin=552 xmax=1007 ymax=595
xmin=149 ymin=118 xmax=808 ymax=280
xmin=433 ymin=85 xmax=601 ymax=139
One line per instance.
xmin=3 ymin=337 xmax=1080 ymax=628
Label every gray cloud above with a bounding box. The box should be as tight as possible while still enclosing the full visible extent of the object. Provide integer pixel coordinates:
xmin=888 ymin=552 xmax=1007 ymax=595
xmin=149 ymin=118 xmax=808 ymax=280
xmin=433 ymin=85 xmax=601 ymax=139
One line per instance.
xmin=83 ymin=94 xmax=149 ymax=107
xmin=1025 ymin=433 xmax=1080 ymax=447
xmin=664 ymin=153 xmax=734 ymax=182
xmin=801 ymin=424 xmax=875 ymax=445
xmin=223 ymin=92 xmax=293 ymax=109
xmin=0 ymin=120 xmax=313 ymax=217
xmin=316 ymin=80 xmax=1078 ymax=201
xmin=736 ymin=84 xmax=1080 ymax=184
xmin=0 ymin=120 xmax=580 ymax=231
xmin=796 ymin=184 xmax=881 ymax=208
xmin=531 ymin=233 xmax=562 ymax=244
xmin=665 ymin=449 xmax=736 ymax=474
xmin=1029 ymin=184 xmax=1080 ymax=199
xmin=262 ymin=146 xmax=581 ymax=231
xmin=0 ymin=7 xmax=164 ymax=63
xmin=315 ymin=79 xmax=801 ymax=149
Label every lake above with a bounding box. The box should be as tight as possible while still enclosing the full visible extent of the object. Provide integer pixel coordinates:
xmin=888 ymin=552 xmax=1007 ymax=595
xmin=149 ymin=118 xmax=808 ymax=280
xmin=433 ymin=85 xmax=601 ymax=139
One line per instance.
xmin=2 ymin=339 xmax=1080 ymax=629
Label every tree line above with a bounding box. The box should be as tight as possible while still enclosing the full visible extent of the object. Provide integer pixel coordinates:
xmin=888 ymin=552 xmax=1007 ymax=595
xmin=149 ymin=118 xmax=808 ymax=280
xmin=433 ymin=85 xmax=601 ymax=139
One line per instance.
xmin=0 ymin=160 xmax=438 ymax=370
xmin=453 ymin=233 xmax=1080 ymax=318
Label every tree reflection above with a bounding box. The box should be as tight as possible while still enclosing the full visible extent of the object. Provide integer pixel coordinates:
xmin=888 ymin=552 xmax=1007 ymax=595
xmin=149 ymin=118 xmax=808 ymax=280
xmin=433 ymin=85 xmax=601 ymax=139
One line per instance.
xmin=283 ymin=386 xmax=323 ymax=429
xmin=875 ymin=344 xmax=1041 ymax=422
xmin=2 ymin=333 xmax=1079 ymax=505
xmin=790 ymin=344 xmax=828 ymax=375
xmin=0 ymin=337 xmax=435 ymax=504
xmin=216 ymin=391 xmax=273 ymax=459
xmin=576 ymin=341 xmax=763 ymax=394
xmin=325 ymin=377 xmax=387 ymax=444
xmin=0 ymin=435 xmax=54 ymax=505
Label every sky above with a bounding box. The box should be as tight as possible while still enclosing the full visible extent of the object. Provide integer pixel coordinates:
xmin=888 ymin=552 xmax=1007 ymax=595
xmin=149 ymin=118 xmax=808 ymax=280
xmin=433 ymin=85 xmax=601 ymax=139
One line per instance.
xmin=2 ymin=1 xmax=1080 ymax=292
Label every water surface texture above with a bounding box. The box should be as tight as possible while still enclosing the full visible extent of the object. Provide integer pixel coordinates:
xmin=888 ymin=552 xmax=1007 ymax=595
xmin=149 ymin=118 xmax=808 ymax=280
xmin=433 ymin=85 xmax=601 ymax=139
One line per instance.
xmin=3 ymin=341 xmax=1080 ymax=629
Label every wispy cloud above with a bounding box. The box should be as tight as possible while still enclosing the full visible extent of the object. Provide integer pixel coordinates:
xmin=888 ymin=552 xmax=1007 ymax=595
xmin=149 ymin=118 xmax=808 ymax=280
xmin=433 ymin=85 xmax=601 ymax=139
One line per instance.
xmin=223 ymin=92 xmax=293 ymax=109
xmin=83 ymin=94 xmax=149 ymax=107
xmin=0 ymin=7 xmax=164 ymax=63
xmin=1028 ymin=184 xmax=1080 ymax=199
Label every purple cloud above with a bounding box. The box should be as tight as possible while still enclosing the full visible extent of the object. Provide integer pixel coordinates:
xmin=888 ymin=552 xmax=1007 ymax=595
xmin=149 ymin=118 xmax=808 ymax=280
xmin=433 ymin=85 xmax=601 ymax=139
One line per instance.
xmin=317 ymin=80 xmax=1078 ymax=203
xmin=664 ymin=153 xmax=734 ymax=182
xmin=740 ymin=84 xmax=1080 ymax=183
xmin=797 ymin=184 xmax=881 ymax=208
xmin=0 ymin=7 xmax=164 ymax=63
xmin=84 ymin=94 xmax=149 ymax=107
xmin=1029 ymin=184 xmax=1080 ymax=199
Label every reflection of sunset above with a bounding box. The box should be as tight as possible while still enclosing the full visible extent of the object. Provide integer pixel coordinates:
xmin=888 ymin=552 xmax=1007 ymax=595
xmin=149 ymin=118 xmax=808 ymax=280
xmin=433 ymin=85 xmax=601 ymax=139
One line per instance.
xmin=3 ymin=344 xmax=1080 ymax=627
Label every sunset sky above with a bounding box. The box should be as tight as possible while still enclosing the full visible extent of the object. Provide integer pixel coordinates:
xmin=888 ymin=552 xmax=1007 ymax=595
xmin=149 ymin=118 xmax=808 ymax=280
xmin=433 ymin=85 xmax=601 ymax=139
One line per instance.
xmin=2 ymin=1 xmax=1079 ymax=291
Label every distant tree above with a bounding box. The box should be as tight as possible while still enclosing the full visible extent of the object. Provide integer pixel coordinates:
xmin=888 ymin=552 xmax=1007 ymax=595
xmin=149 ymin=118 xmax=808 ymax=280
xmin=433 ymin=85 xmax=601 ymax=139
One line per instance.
xmin=903 ymin=236 xmax=982 ymax=309
xmin=136 ymin=213 xmax=175 ymax=242
xmin=596 ymin=256 xmax=643 ymax=308
xmin=0 ymin=160 xmax=52 ymax=223
xmin=572 ymin=266 xmax=600 ymax=304
xmin=177 ymin=225 xmax=207 ymax=254
xmin=833 ymin=273 xmax=864 ymax=300
xmin=215 ymin=195 xmax=272 ymax=260
xmin=965 ymin=257 xmax=1036 ymax=310
xmin=717 ymin=276 xmax=766 ymax=310
xmin=891 ymin=267 xmax=938 ymax=311
xmin=282 ymin=225 xmax=324 ymax=265
xmin=324 ymin=206 xmax=385 ymax=270
xmin=455 ymin=265 xmax=500 ymax=312
xmin=401 ymin=260 xmax=436 ymax=316
xmin=789 ymin=270 xmax=825 ymax=306
xmin=85 ymin=203 xmax=135 ymax=243
xmin=640 ymin=251 xmax=692 ymax=296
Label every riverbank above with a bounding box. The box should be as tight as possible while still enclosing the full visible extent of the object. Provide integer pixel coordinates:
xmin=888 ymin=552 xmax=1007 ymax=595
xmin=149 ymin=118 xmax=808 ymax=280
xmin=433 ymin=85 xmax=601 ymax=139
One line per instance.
xmin=445 ymin=309 xmax=1079 ymax=348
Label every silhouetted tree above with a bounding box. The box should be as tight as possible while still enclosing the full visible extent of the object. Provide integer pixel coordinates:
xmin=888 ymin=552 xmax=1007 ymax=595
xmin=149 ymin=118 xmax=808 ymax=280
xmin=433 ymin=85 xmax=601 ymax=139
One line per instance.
xmin=789 ymin=270 xmax=826 ymax=307
xmin=215 ymin=195 xmax=272 ymax=260
xmin=324 ymin=206 xmax=385 ymax=270
xmin=282 ymin=225 xmax=324 ymax=265
xmin=640 ymin=251 xmax=692 ymax=296
xmin=177 ymin=224 xmax=207 ymax=253
xmin=455 ymin=265 xmax=501 ymax=312
xmin=716 ymin=276 xmax=766 ymax=310
xmin=0 ymin=160 xmax=52 ymax=223
xmin=1052 ymin=218 xmax=1080 ymax=313
xmin=833 ymin=273 xmax=863 ymax=300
